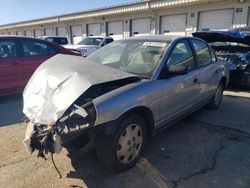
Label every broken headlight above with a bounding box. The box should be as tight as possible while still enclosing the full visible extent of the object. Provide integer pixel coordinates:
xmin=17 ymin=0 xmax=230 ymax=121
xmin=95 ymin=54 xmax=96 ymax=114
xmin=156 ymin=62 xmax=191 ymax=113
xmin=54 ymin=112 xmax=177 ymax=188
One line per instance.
xmin=58 ymin=102 xmax=97 ymax=135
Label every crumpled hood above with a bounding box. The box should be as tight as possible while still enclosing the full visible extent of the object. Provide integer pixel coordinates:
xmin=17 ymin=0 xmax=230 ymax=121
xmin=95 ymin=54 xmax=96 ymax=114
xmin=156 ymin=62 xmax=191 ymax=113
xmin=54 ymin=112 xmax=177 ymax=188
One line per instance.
xmin=64 ymin=44 xmax=97 ymax=50
xmin=192 ymin=31 xmax=250 ymax=45
xmin=23 ymin=54 xmax=136 ymax=125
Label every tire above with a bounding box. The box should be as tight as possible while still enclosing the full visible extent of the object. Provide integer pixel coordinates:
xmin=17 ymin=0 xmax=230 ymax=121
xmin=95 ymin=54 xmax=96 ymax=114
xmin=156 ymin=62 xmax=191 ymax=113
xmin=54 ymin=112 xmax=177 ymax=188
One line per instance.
xmin=95 ymin=114 xmax=147 ymax=173
xmin=208 ymin=81 xmax=224 ymax=110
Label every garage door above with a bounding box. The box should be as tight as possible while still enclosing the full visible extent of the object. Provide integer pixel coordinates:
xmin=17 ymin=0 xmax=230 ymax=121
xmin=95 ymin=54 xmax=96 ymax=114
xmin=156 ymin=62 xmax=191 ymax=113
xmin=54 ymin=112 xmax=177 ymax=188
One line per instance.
xmin=25 ymin=30 xmax=33 ymax=37
xmin=131 ymin=18 xmax=151 ymax=36
xmin=10 ymin=31 xmax=16 ymax=35
xmin=35 ymin=29 xmax=43 ymax=37
xmin=71 ymin=25 xmax=82 ymax=44
xmin=87 ymin=23 xmax=101 ymax=36
xmin=107 ymin=21 xmax=123 ymax=40
xmin=17 ymin=31 xmax=23 ymax=36
xmin=45 ymin=28 xmax=55 ymax=36
xmin=198 ymin=9 xmax=234 ymax=31
xmin=160 ymin=14 xmax=187 ymax=36
xmin=57 ymin=27 xmax=68 ymax=37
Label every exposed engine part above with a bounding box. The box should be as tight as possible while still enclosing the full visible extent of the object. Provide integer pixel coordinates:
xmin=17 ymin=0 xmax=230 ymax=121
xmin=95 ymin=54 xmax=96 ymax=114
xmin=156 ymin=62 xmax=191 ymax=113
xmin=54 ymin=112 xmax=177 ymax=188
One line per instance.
xmin=217 ymin=52 xmax=250 ymax=71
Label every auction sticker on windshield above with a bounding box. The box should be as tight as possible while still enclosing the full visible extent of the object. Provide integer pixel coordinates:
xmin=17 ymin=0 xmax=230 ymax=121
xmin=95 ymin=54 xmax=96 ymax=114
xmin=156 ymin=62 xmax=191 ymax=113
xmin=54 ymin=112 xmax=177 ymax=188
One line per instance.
xmin=143 ymin=42 xmax=167 ymax=47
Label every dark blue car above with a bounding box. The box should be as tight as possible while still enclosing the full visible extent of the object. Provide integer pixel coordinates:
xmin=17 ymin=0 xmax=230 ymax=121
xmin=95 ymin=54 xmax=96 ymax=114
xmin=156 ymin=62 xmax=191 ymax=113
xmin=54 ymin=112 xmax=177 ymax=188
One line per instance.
xmin=193 ymin=30 xmax=250 ymax=89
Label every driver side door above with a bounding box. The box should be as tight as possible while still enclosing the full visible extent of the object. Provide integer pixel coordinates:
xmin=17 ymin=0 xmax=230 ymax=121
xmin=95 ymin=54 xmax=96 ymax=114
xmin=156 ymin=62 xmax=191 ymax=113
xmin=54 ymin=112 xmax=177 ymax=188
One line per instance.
xmin=157 ymin=40 xmax=201 ymax=127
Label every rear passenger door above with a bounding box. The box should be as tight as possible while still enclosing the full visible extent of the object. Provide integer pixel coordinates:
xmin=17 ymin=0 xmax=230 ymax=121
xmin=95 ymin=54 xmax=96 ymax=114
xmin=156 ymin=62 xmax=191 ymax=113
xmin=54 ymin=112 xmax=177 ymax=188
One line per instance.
xmin=190 ymin=39 xmax=219 ymax=98
xmin=0 ymin=39 xmax=23 ymax=94
xmin=19 ymin=39 xmax=59 ymax=86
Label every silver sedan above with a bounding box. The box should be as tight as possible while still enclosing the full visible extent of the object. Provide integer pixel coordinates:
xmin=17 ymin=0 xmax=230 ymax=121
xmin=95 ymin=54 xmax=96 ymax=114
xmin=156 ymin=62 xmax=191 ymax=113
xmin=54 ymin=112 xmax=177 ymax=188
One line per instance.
xmin=23 ymin=35 xmax=229 ymax=172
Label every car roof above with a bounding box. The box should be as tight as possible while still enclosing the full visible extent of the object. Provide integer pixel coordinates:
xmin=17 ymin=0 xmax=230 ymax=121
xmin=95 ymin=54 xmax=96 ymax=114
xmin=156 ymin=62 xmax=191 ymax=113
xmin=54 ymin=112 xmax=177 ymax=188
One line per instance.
xmin=40 ymin=36 xmax=68 ymax=39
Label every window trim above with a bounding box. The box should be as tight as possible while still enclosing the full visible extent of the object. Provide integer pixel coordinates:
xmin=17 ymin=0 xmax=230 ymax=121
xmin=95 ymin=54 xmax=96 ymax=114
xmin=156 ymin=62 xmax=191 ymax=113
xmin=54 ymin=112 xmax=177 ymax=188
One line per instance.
xmin=209 ymin=47 xmax=217 ymax=63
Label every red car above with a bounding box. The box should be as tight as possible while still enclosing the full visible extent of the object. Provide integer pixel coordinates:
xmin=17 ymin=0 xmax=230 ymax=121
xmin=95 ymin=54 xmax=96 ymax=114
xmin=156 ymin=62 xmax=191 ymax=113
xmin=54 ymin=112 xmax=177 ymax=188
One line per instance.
xmin=0 ymin=36 xmax=80 ymax=96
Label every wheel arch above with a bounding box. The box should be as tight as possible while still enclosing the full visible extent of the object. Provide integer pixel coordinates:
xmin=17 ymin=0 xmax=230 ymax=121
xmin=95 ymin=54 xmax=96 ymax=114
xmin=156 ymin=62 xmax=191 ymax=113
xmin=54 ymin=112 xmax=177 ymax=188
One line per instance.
xmin=120 ymin=106 xmax=155 ymax=138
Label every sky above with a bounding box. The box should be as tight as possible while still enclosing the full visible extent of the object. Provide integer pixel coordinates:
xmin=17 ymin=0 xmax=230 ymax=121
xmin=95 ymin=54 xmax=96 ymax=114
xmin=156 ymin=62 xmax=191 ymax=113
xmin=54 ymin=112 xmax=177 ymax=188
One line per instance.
xmin=0 ymin=0 xmax=137 ymax=25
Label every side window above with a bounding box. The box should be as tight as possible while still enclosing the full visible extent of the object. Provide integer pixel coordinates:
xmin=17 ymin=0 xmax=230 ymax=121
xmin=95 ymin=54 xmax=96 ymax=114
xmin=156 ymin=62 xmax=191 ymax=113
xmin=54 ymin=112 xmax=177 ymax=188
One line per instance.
xmin=105 ymin=38 xmax=113 ymax=44
xmin=53 ymin=38 xmax=68 ymax=45
xmin=191 ymin=39 xmax=212 ymax=67
xmin=22 ymin=40 xmax=58 ymax=56
xmin=167 ymin=41 xmax=195 ymax=70
xmin=102 ymin=38 xmax=113 ymax=46
xmin=0 ymin=40 xmax=17 ymax=58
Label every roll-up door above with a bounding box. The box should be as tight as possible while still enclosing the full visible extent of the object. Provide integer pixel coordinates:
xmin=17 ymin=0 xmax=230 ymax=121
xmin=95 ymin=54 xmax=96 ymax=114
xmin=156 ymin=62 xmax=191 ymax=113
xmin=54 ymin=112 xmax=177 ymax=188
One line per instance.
xmin=160 ymin=14 xmax=187 ymax=36
xmin=131 ymin=18 xmax=151 ymax=36
xmin=17 ymin=31 xmax=23 ymax=36
xmin=45 ymin=28 xmax=55 ymax=36
xmin=10 ymin=31 xmax=16 ymax=35
xmin=34 ymin=29 xmax=43 ymax=37
xmin=198 ymin=9 xmax=234 ymax=31
xmin=72 ymin=25 xmax=82 ymax=44
xmin=57 ymin=27 xmax=68 ymax=37
xmin=87 ymin=23 xmax=101 ymax=36
xmin=25 ymin=30 xmax=33 ymax=37
xmin=107 ymin=21 xmax=123 ymax=40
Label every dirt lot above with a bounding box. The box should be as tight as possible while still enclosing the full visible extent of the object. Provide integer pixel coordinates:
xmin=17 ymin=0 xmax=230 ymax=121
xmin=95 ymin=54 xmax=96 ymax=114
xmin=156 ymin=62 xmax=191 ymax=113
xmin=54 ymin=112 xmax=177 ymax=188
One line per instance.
xmin=0 ymin=90 xmax=250 ymax=188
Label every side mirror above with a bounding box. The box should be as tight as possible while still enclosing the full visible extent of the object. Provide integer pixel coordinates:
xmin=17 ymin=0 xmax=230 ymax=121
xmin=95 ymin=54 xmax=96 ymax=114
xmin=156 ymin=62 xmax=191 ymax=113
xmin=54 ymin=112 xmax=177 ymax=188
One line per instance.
xmin=168 ymin=64 xmax=188 ymax=75
xmin=160 ymin=64 xmax=188 ymax=79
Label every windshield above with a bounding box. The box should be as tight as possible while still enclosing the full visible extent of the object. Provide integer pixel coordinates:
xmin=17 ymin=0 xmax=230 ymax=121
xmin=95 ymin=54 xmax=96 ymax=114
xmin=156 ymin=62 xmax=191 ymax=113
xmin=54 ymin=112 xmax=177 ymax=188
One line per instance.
xmin=87 ymin=40 xmax=168 ymax=77
xmin=78 ymin=37 xmax=103 ymax=46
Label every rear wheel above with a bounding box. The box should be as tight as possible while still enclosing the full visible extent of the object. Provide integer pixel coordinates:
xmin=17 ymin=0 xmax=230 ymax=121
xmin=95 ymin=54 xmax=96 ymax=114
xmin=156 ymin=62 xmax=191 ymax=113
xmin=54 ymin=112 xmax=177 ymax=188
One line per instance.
xmin=95 ymin=114 xmax=147 ymax=172
xmin=208 ymin=81 xmax=224 ymax=110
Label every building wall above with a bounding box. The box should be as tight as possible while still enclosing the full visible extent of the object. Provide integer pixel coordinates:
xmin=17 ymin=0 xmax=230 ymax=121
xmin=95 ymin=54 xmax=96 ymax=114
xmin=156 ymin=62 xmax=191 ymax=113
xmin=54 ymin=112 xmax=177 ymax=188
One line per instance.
xmin=1 ymin=0 xmax=250 ymax=43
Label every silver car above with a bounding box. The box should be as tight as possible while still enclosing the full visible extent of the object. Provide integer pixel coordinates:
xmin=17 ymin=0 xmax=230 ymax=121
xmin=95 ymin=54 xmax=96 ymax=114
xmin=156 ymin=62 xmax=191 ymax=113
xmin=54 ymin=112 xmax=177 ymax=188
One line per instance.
xmin=23 ymin=35 xmax=229 ymax=172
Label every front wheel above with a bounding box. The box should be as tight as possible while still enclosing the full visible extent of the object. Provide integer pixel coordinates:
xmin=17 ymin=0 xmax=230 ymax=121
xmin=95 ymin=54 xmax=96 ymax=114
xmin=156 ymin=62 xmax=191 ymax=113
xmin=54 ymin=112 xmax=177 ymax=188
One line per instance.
xmin=95 ymin=114 xmax=147 ymax=172
xmin=208 ymin=81 xmax=224 ymax=110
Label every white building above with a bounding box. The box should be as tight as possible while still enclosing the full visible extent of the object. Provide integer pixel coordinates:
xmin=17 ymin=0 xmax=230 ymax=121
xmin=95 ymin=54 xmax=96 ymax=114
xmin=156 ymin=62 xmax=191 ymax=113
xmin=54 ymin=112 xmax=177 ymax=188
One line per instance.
xmin=0 ymin=0 xmax=250 ymax=43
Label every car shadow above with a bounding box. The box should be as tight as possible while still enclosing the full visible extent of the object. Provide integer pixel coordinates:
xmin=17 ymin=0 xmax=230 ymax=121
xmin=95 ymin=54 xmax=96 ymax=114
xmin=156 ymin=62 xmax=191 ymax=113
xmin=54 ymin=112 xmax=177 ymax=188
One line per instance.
xmin=66 ymin=115 xmax=250 ymax=188
xmin=0 ymin=94 xmax=24 ymax=127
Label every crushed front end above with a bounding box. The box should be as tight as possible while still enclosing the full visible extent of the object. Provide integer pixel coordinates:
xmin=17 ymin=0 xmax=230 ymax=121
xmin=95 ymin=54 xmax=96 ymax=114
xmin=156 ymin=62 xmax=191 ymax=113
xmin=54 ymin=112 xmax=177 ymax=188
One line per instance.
xmin=23 ymin=101 xmax=97 ymax=158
